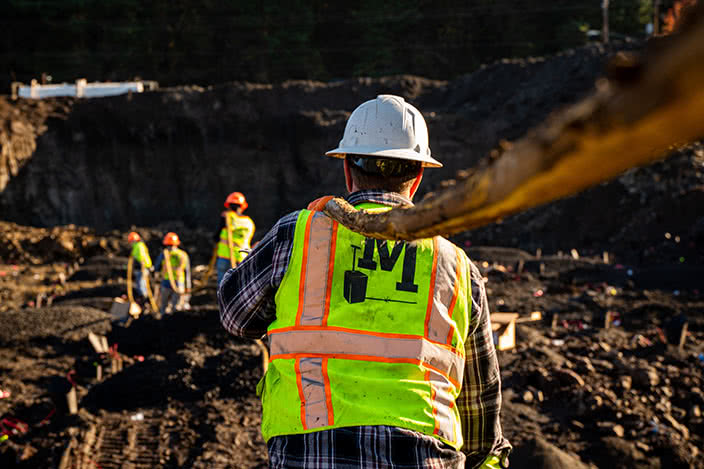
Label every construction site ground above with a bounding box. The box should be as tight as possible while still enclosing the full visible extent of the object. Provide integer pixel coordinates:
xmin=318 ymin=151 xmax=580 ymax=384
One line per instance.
xmin=1 ymin=213 xmax=703 ymax=469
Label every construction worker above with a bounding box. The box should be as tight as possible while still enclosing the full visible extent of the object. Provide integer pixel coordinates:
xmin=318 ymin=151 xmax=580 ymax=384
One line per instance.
xmin=127 ymin=232 xmax=152 ymax=302
xmin=215 ymin=191 xmax=255 ymax=284
xmin=154 ymin=232 xmax=191 ymax=316
xmin=218 ymin=95 xmax=511 ymax=468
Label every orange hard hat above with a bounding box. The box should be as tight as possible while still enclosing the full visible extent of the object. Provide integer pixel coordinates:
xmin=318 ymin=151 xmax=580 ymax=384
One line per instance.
xmin=224 ymin=191 xmax=248 ymax=211
xmin=163 ymin=232 xmax=180 ymax=246
xmin=128 ymin=232 xmax=141 ymax=243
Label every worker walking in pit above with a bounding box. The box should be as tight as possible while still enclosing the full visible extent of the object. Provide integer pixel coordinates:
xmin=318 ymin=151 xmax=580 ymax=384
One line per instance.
xmin=215 ymin=191 xmax=255 ymax=285
xmin=218 ymin=95 xmax=510 ymax=468
xmin=154 ymin=232 xmax=191 ymax=316
xmin=127 ymin=232 xmax=152 ymax=303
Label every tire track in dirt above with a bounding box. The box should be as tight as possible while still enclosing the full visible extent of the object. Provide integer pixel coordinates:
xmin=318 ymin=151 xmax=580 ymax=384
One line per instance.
xmin=68 ymin=413 xmax=164 ymax=469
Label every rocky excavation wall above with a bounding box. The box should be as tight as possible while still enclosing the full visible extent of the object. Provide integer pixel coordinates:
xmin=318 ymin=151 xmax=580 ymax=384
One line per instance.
xmin=0 ymin=44 xmax=618 ymax=233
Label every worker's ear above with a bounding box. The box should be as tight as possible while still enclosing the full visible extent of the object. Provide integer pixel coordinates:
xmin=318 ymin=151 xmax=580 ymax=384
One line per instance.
xmin=409 ymin=167 xmax=424 ymax=199
xmin=344 ymin=158 xmax=354 ymax=193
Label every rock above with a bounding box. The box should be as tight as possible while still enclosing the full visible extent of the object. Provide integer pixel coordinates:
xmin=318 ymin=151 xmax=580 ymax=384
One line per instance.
xmin=597 ymin=421 xmax=619 ymax=434
xmin=553 ymin=368 xmax=585 ymax=387
xmin=591 ymin=358 xmax=615 ymax=371
xmin=601 ymin=387 xmax=618 ymax=404
xmin=575 ymin=356 xmax=595 ymax=373
xmin=619 ymin=375 xmax=632 ymax=391
xmin=631 ymin=366 xmax=660 ymax=388
xmin=691 ymin=405 xmax=702 ymax=418
xmin=662 ymin=413 xmax=690 ymax=440
xmin=528 ymin=367 xmax=552 ymax=390
xmin=635 ymin=441 xmax=651 ymax=452
xmin=592 ymin=437 xmax=661 ymax=469
xmin=522 ymin=390 xmax=534 ymax=403
xmin=509 ymin=437 xmax=590 ymax=469
xmin=613 ymin=424 xmax=625 ymax=437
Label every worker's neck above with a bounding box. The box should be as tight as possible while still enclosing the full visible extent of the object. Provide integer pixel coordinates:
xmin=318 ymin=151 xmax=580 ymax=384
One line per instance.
xmin=350 ymin=186 xmax=412 ymax=198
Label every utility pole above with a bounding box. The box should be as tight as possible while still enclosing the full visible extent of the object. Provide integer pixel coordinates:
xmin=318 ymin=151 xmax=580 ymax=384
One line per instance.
xmin=654 ymin=0 xmax=662 ymax=35
xmin=602 ymin=0 xmax=610 ymax=43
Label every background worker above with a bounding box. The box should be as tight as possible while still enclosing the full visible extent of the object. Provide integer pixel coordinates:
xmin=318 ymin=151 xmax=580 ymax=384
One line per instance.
xmin=215 ymin=191 xmax=255 ymax=284
xmin=127 ymin=231 xmax=152 ymax=302
xmin=154 ymin=232 xmax=191 ymax=316
xmin=218 ymin=95 xmax=510 ymax=469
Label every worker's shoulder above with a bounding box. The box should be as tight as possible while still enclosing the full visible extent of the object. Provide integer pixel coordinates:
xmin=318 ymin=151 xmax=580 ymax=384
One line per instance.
xmin=269 ymin=210 xmax=305 ymax=237
xmin=433 ymin=236 xmax=479 ymax=270
xmin=433 ymin=236 xmax=466 ymax=257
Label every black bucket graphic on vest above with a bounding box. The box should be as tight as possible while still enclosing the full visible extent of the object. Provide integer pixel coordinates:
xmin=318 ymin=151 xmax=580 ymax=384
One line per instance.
xmin=344 ymin=270 xmax=368 ymax=303
xmin=344 ymin=245 xmax=368 ymax=304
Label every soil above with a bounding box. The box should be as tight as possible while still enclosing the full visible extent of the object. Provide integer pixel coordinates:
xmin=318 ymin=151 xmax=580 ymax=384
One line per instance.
xmin=1 ymin=220 xmax=702 ymax=469
xmin=1 ymin=41 xmax=703 ymax=469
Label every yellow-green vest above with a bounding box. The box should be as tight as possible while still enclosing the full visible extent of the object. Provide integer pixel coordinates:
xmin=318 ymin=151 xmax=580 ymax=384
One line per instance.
xmin=259 ymin=206 xmax=471 ymax=450
xmin=130 ymin=241 xmax=152 ymax=269
xmin=217 ymin=211 xmax=255 ymax=264
xmin=161 ymin=247 xmax=189 ymax=284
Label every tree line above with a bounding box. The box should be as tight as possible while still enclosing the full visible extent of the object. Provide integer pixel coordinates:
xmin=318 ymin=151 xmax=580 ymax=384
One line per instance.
xmin=1 ymin=0 xmax=668 ymax=90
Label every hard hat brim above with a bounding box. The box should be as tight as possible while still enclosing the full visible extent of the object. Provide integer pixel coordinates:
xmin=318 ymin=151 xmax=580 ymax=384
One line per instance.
xmin=325 ymin=147 xmax=443 ymax=168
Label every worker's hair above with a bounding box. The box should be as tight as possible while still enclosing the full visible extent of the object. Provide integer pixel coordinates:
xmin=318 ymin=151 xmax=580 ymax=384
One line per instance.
xmin=230 ymin=204 xmax=244 ymax=215
xmin=347 ymin=155 xmax=421 ymax=194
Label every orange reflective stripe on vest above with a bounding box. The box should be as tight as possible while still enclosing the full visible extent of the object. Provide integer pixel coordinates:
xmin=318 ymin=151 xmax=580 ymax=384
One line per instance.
xmin=295 ymin=212 xmax=338 ymax=326
xmin=426 ymin=243 xmax=464 ymax=345
xmin=269 ymin=326 xmax=464 ymax=387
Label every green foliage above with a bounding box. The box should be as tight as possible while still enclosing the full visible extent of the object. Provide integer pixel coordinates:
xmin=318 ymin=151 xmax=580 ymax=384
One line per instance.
xmin=1 ymin=0 xmax=656 ymax=89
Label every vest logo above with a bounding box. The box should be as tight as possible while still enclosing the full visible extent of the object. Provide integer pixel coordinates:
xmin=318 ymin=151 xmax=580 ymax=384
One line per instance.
xmin=343 ymin=238 xmax=419 ymax=304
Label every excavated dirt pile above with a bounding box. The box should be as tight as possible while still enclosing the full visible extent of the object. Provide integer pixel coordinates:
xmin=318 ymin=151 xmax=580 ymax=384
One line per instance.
xmin=1 ymin=41 xmax=703 ymax=469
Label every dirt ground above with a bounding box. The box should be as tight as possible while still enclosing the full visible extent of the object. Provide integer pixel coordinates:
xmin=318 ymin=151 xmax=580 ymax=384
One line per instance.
xmin=0 ymin=207 xmax=702 ymax=469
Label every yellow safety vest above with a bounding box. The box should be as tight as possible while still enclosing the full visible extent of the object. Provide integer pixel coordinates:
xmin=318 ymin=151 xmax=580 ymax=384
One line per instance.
xmin=217 ymin=211 xmax=255 ymax=263
xmin=130 ymin=241 xmax=152 ymax=269
xmin=259 ymin=205 xmax=471 ymax=449
xmin=161 ymin=247 xmax=189 ymax=285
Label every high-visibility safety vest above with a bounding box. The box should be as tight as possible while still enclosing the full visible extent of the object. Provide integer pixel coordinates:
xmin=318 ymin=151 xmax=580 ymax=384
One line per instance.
xmin=161 ymin=247 xmax=189 ymax=285
xmin=217 ymin=211 xmax=255 ymax=263
xmin=130 ymin=241 xmax=152 ymax=269
xmin=260 ymin=204 xmax=471 ymax=450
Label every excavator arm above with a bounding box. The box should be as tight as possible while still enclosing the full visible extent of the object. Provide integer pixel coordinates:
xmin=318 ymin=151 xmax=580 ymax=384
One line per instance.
xmin=323 ymin=3 xmax=704 ymax=240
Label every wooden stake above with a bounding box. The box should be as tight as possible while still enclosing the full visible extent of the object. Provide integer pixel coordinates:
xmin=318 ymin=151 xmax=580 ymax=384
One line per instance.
xmin=66 ymin=387 xmax=78 ymax=415
xmin=679 ymin=322 xmax=689 ymax=349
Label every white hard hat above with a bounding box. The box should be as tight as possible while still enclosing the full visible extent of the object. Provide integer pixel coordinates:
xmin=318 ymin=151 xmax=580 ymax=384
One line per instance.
xmin=326 ymin=95 xmax=442 ymax=168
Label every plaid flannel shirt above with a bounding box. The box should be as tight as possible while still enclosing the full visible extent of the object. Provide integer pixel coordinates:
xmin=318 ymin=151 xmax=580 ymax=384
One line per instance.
xmin=218 ymin=190 xmax=511 ymax=469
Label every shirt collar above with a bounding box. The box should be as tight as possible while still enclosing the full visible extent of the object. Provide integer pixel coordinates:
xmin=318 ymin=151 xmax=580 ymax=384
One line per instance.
xmin=345 ymin=190 xmax=414 ymax=208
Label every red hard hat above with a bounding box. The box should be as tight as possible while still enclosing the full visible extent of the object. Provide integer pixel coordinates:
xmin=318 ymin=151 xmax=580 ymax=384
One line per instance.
xmin=163 ymin=232 xmax=180 ymax=246
xmin=128 ymin=232 xmax=141 ymax=243
xmin=224 ymin=191 xmax=248 ymax=211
